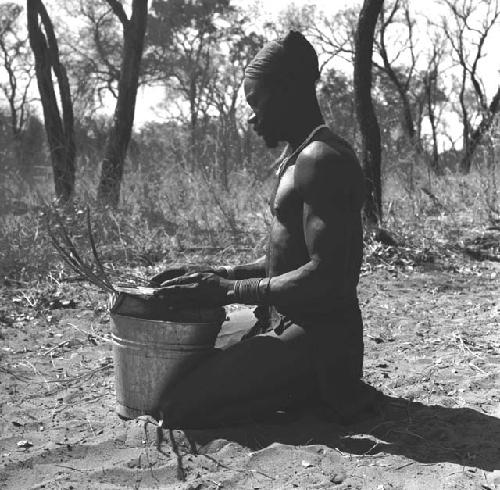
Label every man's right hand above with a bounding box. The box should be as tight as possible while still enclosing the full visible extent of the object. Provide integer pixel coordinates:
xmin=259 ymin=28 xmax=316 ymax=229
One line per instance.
xmin=149 ymin=264 xmax=230 ymax=287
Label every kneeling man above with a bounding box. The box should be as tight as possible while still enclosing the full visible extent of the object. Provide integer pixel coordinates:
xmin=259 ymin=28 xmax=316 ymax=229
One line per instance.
xmin=151 ymin=31 xmax=372 ymax=428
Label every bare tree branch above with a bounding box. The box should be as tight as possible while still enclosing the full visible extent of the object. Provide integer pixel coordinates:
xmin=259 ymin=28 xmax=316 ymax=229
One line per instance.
xmin=377 ymin=0 xmax=420 ymax=150
xmin=105 ymin=0 xmax=128 ymax=30
xmin=27 ymin=0 xmax=75 ymax=201
xmin=441 ymin=0 xmax=500 ymax=172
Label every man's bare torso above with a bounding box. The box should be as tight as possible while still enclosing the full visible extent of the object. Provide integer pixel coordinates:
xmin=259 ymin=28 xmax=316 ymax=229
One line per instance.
xmin=267 ymin=129 xmax=364 ymax=315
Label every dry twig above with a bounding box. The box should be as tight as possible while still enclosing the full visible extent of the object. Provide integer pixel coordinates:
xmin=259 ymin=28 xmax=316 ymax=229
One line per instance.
xmin=46 ymin=206 xmax=156 ymax=301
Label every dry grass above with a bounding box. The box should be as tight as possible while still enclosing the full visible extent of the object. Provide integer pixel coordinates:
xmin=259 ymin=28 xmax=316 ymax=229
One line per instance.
xmin=383 ymin=154 xmax=499 ymax=248
xmin=0 ymin=161 xmax=272 ymax=282
xmin=1 ymin=146 xmax=499 ymax=284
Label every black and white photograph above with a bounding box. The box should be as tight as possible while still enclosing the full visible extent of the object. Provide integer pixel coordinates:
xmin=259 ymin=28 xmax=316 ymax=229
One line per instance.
xmin=1 ymin=0 xmax=499 ymax=488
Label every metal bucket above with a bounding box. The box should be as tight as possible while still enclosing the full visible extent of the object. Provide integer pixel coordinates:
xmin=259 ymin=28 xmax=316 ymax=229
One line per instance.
xmin=111 ymin=302 xmax=226 ymax=419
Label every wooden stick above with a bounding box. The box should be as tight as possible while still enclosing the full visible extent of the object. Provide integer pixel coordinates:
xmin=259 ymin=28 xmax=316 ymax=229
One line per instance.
xmin=86 ymin=207 xmax=114 ymax=290
xmin=168 ymin=428 xmax=186 ymax=481
xmin=47 ymin=218 xmax=115 ymax=293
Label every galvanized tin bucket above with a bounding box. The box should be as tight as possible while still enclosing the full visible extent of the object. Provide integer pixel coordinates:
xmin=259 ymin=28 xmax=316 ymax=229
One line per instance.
xmin=111 ymin=299 xmax=225 ymax=419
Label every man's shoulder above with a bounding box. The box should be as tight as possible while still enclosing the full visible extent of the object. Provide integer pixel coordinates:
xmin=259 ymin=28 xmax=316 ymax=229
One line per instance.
xmin=295 ymin=138 xmax=361 ymax=188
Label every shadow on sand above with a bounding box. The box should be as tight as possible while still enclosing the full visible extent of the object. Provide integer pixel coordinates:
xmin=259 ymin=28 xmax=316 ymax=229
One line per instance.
xmin=184 ymin=393 xmax=500 ymax=472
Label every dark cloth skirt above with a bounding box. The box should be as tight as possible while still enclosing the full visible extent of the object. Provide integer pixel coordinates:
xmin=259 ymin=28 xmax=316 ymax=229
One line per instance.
xmin=238 ymin=302 xmax=365 ymax=412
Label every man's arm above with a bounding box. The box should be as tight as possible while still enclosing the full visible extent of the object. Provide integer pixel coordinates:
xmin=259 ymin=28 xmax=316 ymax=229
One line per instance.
xmin=149 ymin=256 xmax=266 ymax=285
xmin=152 ymin=144 xmax=363 ymax=308
xmin=225 ymin=256 xmax=267 ymax=279
xmin=267 ymin=143 xmax=364 ymax=308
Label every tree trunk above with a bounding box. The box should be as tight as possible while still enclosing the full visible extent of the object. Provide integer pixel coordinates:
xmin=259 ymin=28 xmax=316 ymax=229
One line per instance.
xmin=354 ymin=0 xmax=384 ymax=226
xmin=378 ymin=4 xmax=421 ymax=156
xmin=219 ymin=116 xmax=229 ymax=190
xmin=189 ymin=88 xmax=199 ymax=171
xmin=27 ymin=0 xmax=75 ymax=202
xmin=461 ymin=87 xmax=500 ymax=174
xmin=401 ymin=91 xmax=422 ymax=154
xmin=458 ymin=65 xmax=472 ymax=174
xmin=425 ymin=73 xmax=440 ymax=175
xmin=97 ymin=0 xmax=148 ymax=207
xmin=386 ymin=68 xmax=419 ymax=152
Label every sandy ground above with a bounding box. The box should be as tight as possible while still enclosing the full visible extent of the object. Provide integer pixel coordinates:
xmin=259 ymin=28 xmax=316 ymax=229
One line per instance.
xmin=1 ymin=262 xmax=500 ymax=489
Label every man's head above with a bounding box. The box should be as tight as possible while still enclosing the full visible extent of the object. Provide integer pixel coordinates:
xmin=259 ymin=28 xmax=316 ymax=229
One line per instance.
xmin=244 ymin=31 xmax=320 ymax=148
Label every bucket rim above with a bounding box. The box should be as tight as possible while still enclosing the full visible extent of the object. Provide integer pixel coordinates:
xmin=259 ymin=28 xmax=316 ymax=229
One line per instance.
xmin=111 ymin=312 xmax=226 ymax=326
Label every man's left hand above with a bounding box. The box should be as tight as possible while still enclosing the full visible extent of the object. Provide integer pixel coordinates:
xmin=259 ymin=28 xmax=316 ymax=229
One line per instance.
xmin=153 ymin=273 xmax=234 ymax=309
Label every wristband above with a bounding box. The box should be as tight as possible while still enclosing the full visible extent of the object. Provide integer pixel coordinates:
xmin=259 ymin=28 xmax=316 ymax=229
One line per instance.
xmin=233 ymin=277 xmax=271 ymax=305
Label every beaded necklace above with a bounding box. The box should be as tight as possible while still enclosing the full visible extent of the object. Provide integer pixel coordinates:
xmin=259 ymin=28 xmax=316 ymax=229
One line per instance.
xmin=276 ymin=123 xmax=329 ymax=178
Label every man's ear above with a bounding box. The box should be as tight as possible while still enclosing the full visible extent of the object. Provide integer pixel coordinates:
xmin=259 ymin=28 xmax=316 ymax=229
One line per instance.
xmin=273 ymin=75 xmax=295 ymax=98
